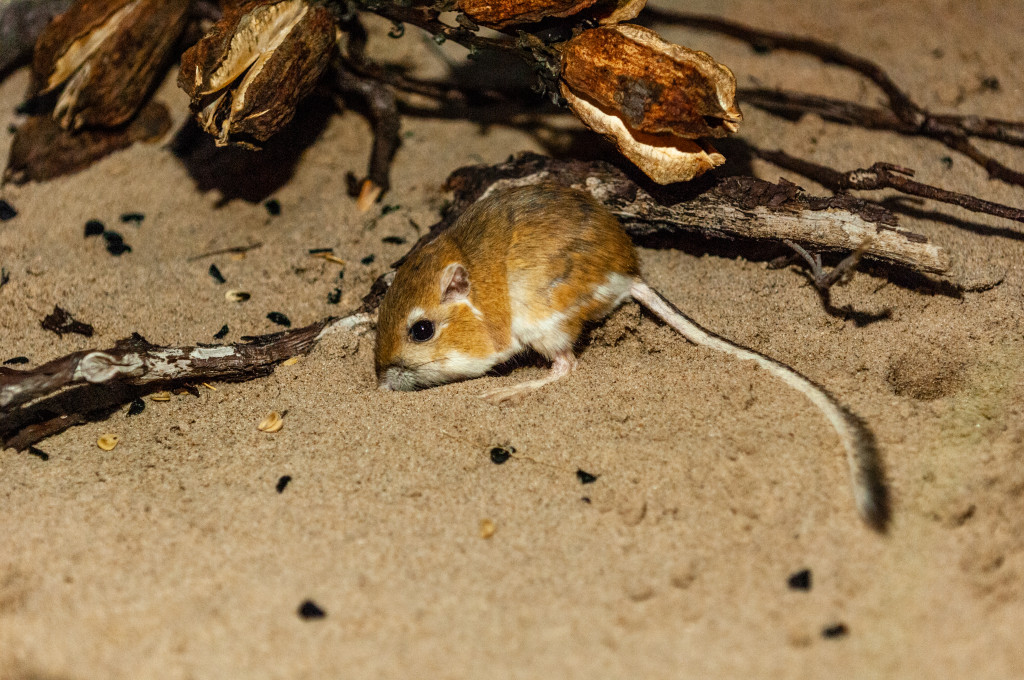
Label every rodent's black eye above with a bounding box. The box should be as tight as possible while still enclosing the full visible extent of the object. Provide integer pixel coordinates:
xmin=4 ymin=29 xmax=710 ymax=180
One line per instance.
xmin=409 ymin=319 xmax=435 ymax=342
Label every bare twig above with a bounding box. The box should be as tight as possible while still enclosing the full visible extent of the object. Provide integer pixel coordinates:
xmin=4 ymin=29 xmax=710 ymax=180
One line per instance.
xmin=0 ymin=314 xmax=372 ymax=448
xmin=784 ymin=238 xmax=872 ymax=290
xmin=753 ymin=149 xmax=1024 ymax=225
xmin=335 ymin=63 xmax=402 ymax=203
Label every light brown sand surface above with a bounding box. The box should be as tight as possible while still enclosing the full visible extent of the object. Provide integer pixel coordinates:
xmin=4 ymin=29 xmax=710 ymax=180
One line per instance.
xmin=2 ymin=1 xmax=1024 ymax=678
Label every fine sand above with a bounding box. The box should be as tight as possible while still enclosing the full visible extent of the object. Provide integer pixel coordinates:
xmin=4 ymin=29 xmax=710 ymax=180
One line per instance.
xmin=2 ymin=1 xmax=1023 ymax=678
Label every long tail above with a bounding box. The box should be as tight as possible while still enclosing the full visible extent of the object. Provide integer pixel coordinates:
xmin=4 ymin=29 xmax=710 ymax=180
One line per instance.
xmin=630 ymin=281 xmax=889 ymax=531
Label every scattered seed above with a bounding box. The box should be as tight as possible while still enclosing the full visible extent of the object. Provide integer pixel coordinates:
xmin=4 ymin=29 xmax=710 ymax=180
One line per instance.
xmin=382 ymin=235 xmax=406 ymax=245
xmin=225 ymin=290 xmax=250 ymax=302
xmin=0 ymin=199 xmax=17 ymax=221
xmin=127 ymin=398 xmax=145 ymax=416
xmin=479 ymin=518 xmax=497 ymax=539
xmin=326 ymin=287 xmax=342 ymax=305
xmin=84 ymin=219 xmax=105 ymax=236
xmin=202 ymin=382 xmax=217 ymax=391
xmin=264 ymin=199 xmax=281 ymax=216
xmin=308 ymin=248 xmax=333 ymax=254
xmin=313 ymin=252 xmax=345 ymax=265
xmin=230 ymin=252 xmax=246 ymax=261
xmin=276 ymin=475 xmax=292 ymax=493
xmin=489 ymin=446 xmax=513 ymax=464
xmin=97 ymin=434 xmax=119 ymax=451
xmin=174 ymin=385 xmax=201 ymax=397
xmin=102 ymin=230 xmax=131 ymax=256
xmin=3 ymin=356 xmax=29 ymax=365
xmin=361 ymin=254 xmax=375 ymax=265
xmin=120 ymin=212 xmax=145 ymax=224
xmin=297 ymin=600 xmax=326 ymax=620
xmin=267 ymin=312 xmax=291 ymax=327
xmin=581 ymin=497 xmax=591 ymax=504
xmin=788 ymin=569 xmax=812 ymax=591
xmin=208 ymin=264 xmax=226 ymax=284
xmin=151 ymin=391 xmax=172 ymax=401
xmin=257 ymin=411 xmax=284 ymax=433
xmin=282 ymin=357 xmax=300 ymax=366
xmin=822 ymin=623 xmax=848 ymax=639
xmin=213 ymin=324 xmax=229 ymax=339
xmin=41 ymin=305 xmax=94 ymax=337
xmin=576 ymin=469 xmax=598 ymax=484
xmin=27 ymin=446 xmax=49 ymax=461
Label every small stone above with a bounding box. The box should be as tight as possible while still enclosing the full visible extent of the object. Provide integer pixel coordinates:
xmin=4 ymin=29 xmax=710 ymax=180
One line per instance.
xmin=382 ymin=235 xmax=406 ymax=244
xmin=0 ymin=199 xmax=17 ymax=221
xmin=209 ymin=264 xmax=226 ymax=284
xmin=3 ymin=356 xmax=29 ymax=365
xmin=84 ymin=220 xmax=105 ymax=237
xmin=479 ymin=518 xmax=497 ymax=539
xmin=120 ymin=212 xmax=145 ymax=224
xmin=787 ymin=569 xmax=812 ymax=591
xmin=213 ymin=324 xmax=229 ymax=339
xmin=97 ymin=434 xmax=119 ymax=451
xmin=326 ymin=287 xmax=342 ymax=305
xmin=297 ymin=600 xmax=325 ymax=619
xmin=276 ymin=475 xmax=292 ymax=493
xmin=576 ymin=469 xmax=598 ymax=484
xmin=127 ymin=398 xmax=146 ymax=416
xmin=258 ymin=411 xmax=284 ymax=433
xmin=360 ymin=254 xmax=375 ymax=265
xmin=267 ymin=312 xmax=291 ymax=327
xmin=380 ymin=204 xmax=400 ymax=215
xmin=264 ymin=199 xmax=281 ymax=216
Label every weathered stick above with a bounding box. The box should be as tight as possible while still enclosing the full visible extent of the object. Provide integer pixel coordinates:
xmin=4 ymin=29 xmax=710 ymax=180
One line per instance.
xmin=0 ymin=314 xmax=371 ymax=448
xmin=451 ymin=153 xmax=948 ymax=272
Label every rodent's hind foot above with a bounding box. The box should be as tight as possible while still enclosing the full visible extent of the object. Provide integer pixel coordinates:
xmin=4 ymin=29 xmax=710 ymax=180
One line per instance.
xmin=479 ymin=352 xmax=577 ymax=405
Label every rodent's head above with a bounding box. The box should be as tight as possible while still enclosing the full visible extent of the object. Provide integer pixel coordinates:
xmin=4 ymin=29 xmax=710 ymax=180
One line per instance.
xmin=374 ymin=239 xmax=500 ymax=391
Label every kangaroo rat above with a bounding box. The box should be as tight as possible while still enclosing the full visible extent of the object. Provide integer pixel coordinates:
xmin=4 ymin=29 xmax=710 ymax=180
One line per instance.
xmin=374 ymin=183 xmax=887 ymax=529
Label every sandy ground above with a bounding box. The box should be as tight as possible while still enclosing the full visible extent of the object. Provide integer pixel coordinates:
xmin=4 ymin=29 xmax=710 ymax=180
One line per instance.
xmin=2 ymin=1 xmax=1024 ymax=678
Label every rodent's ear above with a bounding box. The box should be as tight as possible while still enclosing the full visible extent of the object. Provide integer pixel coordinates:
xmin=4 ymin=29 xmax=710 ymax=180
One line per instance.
xmin=440 ymin=262 xmax=470 ymax=303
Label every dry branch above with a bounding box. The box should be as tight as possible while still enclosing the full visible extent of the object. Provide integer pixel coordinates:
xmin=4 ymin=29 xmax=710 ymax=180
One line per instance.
xmin=0 ymin=314 xmax=371 ymax=449
xmin=453 ymin=153 xmax=946 ymax=271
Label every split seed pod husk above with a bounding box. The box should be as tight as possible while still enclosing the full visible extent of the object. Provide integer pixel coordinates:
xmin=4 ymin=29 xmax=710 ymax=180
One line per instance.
xmin=32 ymin=0 xmax=190 ymax=130
xmin=457 ymin=0 xmax=599 ymax=29
xmin=179 ymin=0 xmax=337 ymax=148
xmin=560 ymin=24 xmax=741 ymax=183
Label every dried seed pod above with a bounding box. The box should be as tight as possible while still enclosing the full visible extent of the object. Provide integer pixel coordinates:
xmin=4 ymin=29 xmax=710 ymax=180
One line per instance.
xmin=32 ymin=0 xmax=190 ymax=129
xmin=96 ymin=433 xmax=118 ymax=450
xmin=561 ymin=24 xmax=741 ymax=139
xmin=458 ymin=0 xmax=599 ymax=29
xmin=559 ymin=25 xmax=741 ymax=183
xmin=257 ymin=411 xmax=284 ymax=433
xmin=179 ymin=0 xmax=337 ymax=148
xmin=561 ymin=82 xmax=724 ymax=183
